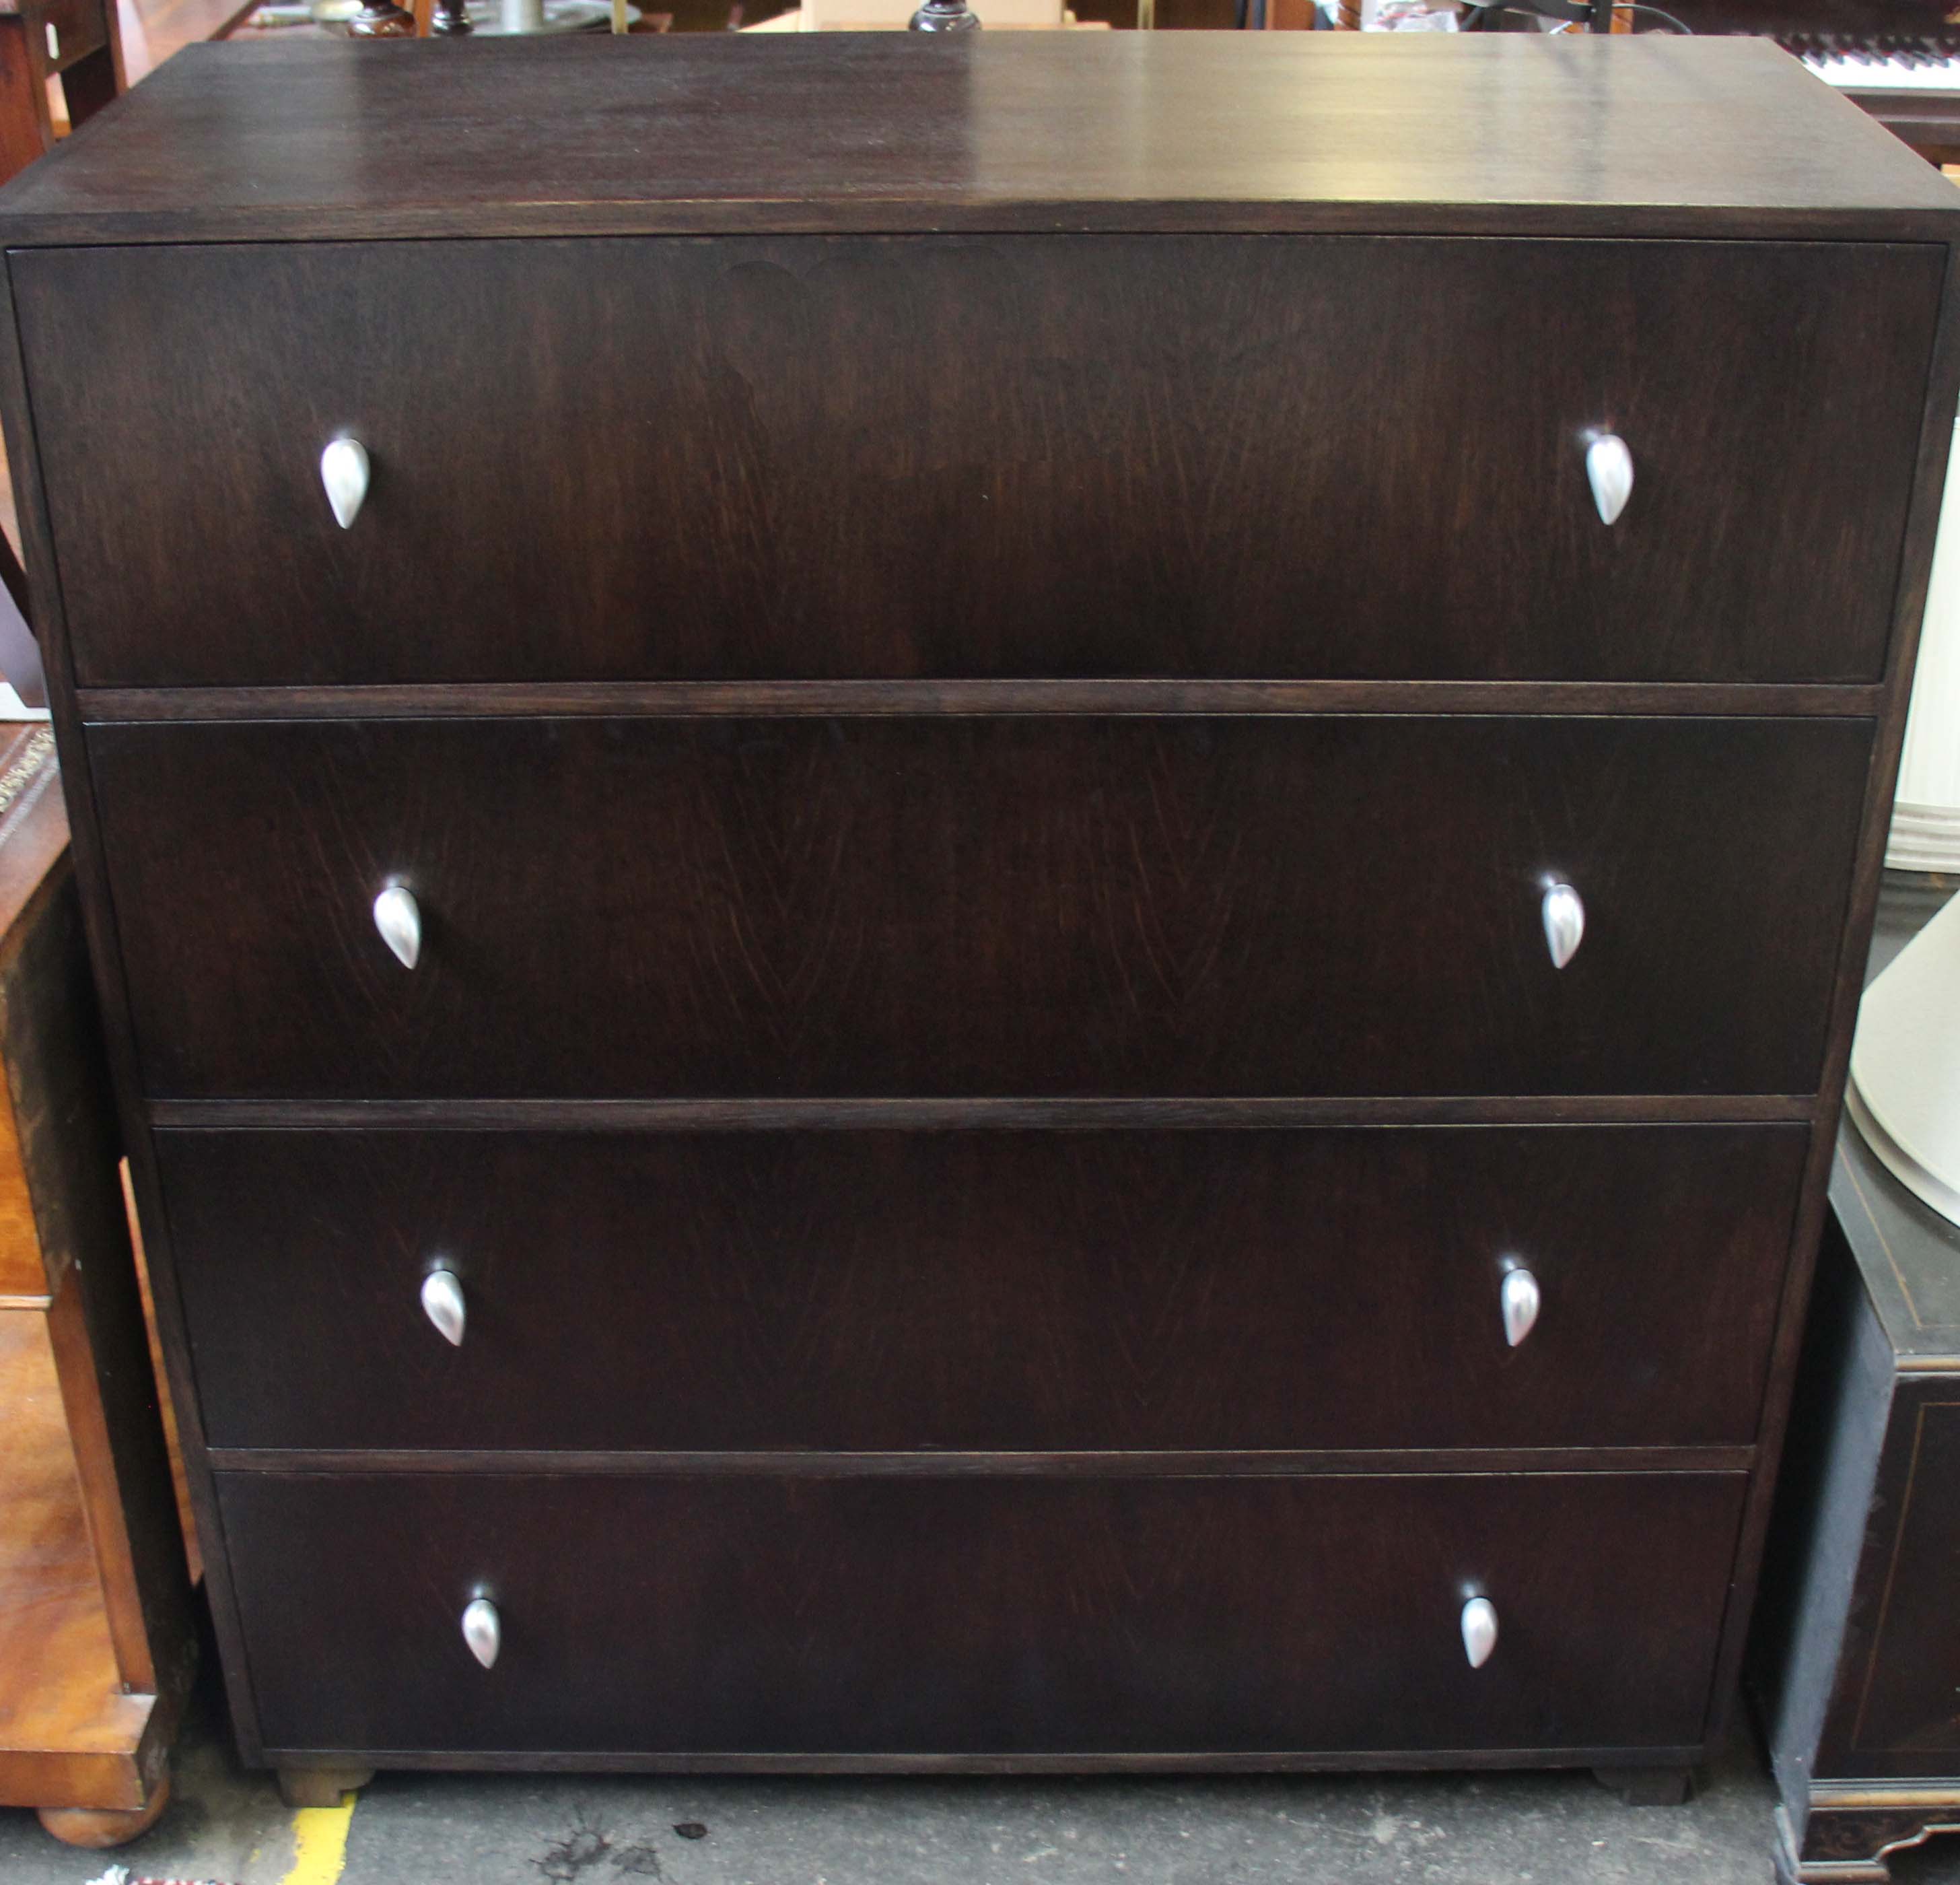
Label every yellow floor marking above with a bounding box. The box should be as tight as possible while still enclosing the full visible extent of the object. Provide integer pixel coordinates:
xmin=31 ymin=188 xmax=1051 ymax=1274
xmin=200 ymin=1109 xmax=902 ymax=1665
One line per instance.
xmin=280 ymin=1796 xmax=357 ymax=1885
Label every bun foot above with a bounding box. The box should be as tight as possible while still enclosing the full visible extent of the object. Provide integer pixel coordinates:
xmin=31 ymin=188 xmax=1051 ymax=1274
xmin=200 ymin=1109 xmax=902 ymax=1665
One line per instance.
xmin=277 ymin=1765 xmax=374 ymax=1808
xmin=38 ymin=1777 xmax=171 ymax=1847
xmin=1594 ymin=1765 xmax=1695 ymax=1806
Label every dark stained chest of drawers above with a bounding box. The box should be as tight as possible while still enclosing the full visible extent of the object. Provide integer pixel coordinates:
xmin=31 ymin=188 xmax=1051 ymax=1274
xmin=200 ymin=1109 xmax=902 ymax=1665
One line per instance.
xmin=0 ymin=30 xmax=1955 ymax=1800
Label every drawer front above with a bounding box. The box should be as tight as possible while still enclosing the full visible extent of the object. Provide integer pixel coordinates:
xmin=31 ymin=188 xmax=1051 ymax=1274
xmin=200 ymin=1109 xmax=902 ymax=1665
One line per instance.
xmin=218 ymin=1470 xmax=1745 ymax=1756
xmin=162 ymin=1124 xmax=1807 ymax=1453
xmin=20 ymin=236 xmax=1938 ymax=687
xmin=91 ymin=716 xmax=1870 ymax=1100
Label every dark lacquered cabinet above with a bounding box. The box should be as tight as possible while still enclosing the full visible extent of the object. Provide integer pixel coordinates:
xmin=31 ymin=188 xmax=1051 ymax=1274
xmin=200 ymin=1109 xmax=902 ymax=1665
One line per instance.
xmin=1749 ymin=883 xmax=1960 ymax=1883
xmin=0 ymin=31 xmax=1954 ymax=1800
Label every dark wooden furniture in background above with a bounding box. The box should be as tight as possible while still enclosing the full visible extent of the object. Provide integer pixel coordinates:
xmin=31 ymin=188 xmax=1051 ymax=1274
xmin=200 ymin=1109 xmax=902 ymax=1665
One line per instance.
xmin=0 ymin=33 xmax=1952 ymax=1803
xmin=0 ymin=724 xmax=193 ymax=1848
xmin=1750 ymin=874 xmax=1960 ymax=1885
xmin=0 ymin=0 xmax=120 ymax=188
xmin=1656 ymin=0 xmax=1960 ymax=165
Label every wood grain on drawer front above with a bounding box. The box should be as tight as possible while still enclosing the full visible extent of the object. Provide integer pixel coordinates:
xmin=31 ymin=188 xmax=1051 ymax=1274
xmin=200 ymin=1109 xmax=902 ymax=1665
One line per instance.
xmin=18 ymin=236 xmax=1938 ymax=687
xmin=90 ymin=716 xmax=1870 ymax=1101
xmin=160 ymin=1124 xmax=1806 ymax=1453
xmin=217 ymin=1470 xmax=1747 ymax=1758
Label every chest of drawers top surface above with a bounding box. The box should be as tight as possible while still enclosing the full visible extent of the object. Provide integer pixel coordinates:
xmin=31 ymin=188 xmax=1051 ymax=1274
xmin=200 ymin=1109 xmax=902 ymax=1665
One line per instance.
xmin=0 ymin=32 xmax=1951 ymax=246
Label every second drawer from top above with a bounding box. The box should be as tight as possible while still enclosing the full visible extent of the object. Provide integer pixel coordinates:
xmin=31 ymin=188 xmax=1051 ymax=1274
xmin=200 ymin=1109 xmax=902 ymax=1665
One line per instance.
xmin=92 ymin=714 xmax=1870 ymax=1101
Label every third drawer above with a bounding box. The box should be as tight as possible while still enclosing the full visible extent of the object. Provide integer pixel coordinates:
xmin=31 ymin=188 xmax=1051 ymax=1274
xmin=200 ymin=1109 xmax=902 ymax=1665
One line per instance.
xmin=161 ymin=1123 xmax=1809 ymax=1453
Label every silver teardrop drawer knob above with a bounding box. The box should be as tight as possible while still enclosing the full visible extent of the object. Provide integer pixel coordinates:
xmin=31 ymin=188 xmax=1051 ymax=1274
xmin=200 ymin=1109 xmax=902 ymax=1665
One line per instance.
xmin=1461 ymin=1596 xmax=1498 ymax=1670
xmin=1541 ymin=882 xmax=1584 ymax=971
xmin=373 ymin=884 xmax=421 ymax=970
xmin=320 ymin=436 xmax=371 ymax=530
xmin=1585 ymin=433 xmax=1634 ymax=526
xmin=1500 ymin=1268 xmax=1541 ymax=1348
xmin=462 ymin=1596 xmax=501 ymax=1670
xmin=421 ymin=1268 xmax=466 ymax=1347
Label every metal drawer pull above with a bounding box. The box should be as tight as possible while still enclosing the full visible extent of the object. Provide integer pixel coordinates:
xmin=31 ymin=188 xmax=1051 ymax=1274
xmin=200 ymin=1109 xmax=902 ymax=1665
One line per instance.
xmin=421 ymin=1268 xmax=466 ymax=1347
xmin=1500 ymin=1268 xmax=1541 ymax=1348
xmin=1461 ymin=1596 xmax=1498 ymax=1670
xmin=1541 ymin=881 xmax=1584 ymax=971
xmin=461 ymin=1596 xmax=501 ymax=1670
xmin=1585 ymin=432 xmax=1634 ymax=526
xmin=320 ymin=436 xmax=371 ymax=530
xmin=373 ymin=884 xmax=421 ymax=970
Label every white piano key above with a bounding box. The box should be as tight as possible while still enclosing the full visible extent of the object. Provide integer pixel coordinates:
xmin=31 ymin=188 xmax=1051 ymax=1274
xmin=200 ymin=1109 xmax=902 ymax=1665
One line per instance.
xmin=1800 ymin=53 xmax=1960 ymax=90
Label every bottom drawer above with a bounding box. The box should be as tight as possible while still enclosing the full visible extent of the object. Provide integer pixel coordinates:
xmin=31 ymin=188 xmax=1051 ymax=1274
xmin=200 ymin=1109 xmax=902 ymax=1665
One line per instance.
xmin=219 ymin=1470 xmax=1745 ymax=1758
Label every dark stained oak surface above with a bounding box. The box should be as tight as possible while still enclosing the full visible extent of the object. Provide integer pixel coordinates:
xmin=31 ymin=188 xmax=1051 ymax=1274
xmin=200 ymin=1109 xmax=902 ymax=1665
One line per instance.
xmin=155 ymin=1124 xmax=1807 ymax=1453
xmin=87 ymin=715 xmax=1871 ymax=1101
xmin=67 ymin=681 xmax=1895 ymax=720
xmin=18 ymin=236 xmax=1938 ymax=689
xmin=216 ymin=1470 xmax=1747 ymax=1757
xmin=0 ymin=37 xmax=1952 ymax=245
xmin=2 ymin=29 xmax=1948 ymax=1783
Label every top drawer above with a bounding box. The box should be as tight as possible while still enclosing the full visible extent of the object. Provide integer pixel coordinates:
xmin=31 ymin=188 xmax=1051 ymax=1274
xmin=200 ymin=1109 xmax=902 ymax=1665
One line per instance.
xmin=14 ymin=235 xmax=1939 ymax=689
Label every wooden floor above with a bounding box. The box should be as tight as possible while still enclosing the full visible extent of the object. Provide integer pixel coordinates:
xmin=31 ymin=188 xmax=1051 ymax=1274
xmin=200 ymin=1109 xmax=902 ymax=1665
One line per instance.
xmin=0 ymin=1310 xmax=155 ymax=1808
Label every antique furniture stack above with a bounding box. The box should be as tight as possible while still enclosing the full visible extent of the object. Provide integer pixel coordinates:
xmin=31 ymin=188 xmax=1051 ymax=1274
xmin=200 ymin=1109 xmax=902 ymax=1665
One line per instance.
xmin=0 ymin=31 xmax=1951 ymax=1802
xmin=0 ymin=724 xmax=192 ymax=1846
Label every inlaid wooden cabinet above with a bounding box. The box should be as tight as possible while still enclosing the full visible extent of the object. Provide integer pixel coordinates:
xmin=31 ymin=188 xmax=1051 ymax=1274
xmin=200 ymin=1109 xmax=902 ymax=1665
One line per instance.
xmin=0 ymin=30 xmax=1952 ymax=1803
